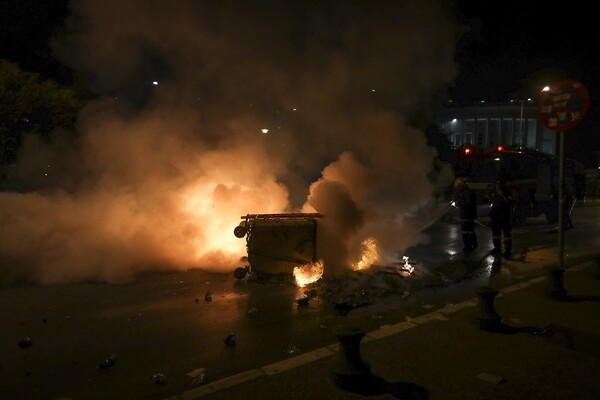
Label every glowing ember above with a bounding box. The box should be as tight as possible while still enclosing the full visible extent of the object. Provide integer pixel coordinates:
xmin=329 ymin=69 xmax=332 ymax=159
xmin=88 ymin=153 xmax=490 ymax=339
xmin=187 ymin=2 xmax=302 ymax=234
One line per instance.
xmin=399 ymin=255 xmax=414 ymax=277
xmin=352 ymin=237 xmax=379 ymax=271
xmin=293 ymin=260 xmax=325 ymax=287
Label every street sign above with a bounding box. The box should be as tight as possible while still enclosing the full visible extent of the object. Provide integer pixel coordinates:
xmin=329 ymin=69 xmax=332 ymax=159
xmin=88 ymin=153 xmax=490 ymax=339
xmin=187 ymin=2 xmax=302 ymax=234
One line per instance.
xmin=538 ymin=79 xmax=590 ymax=131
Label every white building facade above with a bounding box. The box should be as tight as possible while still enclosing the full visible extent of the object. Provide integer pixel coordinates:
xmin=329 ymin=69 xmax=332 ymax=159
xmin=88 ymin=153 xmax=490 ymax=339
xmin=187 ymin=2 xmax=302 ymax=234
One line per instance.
xmin=435 ymin=100 xmax=558 ymax=155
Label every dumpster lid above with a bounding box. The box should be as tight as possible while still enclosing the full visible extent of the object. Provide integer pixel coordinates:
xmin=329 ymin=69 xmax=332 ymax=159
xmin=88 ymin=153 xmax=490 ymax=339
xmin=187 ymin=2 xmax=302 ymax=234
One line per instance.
xmin=240 ymin=213 xmax=323 ymax=221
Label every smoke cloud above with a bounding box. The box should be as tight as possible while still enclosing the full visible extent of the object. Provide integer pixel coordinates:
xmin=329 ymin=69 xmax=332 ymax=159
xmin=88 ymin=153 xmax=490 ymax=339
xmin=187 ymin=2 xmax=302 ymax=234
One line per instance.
xmin=0 ymin=0 xmax=459 ymax=285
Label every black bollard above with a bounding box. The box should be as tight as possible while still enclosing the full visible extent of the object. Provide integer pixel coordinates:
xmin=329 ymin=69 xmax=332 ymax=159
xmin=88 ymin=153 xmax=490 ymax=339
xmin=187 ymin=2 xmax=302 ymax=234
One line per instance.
xmin=547 ymin=267 xmax=568 ymax=300
xmin=474 ymin=286 xmax=502 ymax=331
xmin=596 ymin=256 xmax=600 ymax=280
xmin=329 ymin=325 xmax=372 ymax=391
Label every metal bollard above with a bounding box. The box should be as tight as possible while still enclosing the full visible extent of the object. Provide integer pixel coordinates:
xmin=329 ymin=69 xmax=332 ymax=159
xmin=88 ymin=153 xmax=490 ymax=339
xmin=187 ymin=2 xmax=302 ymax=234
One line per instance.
xmin=547 ymin=267 xmax=568 ymax=300
xmin=475 ymin=286 xmax=502 ymax=331
xmin=329 ymin=325 xmax=372 ymax=391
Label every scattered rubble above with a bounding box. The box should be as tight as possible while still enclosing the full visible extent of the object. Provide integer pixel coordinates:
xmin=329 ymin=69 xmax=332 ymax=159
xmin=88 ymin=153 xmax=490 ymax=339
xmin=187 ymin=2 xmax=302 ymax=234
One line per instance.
xmin=477 ymin=372 xmax=505 ymax=385
xmin=224 ymin=333 xmax=236 ymax=346
xmin=98 ymin=354 xmax=116 ymax=369
xmin=18 ymin=337 xmax=33 ymax=349
xmin=286 ymin=344 xmax=300 ymax=354
xmin=296 ymin=296 xmax=309 ymax=306
xmin=152 ymin=373 xmax=167 ymax=384
xmin=187 ymin=368 xmax=207 ymax=387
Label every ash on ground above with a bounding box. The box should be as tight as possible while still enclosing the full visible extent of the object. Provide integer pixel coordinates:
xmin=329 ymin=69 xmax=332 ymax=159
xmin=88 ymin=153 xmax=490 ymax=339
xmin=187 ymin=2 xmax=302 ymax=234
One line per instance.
xmin=310 ymin=262 xmax=430 ymax=315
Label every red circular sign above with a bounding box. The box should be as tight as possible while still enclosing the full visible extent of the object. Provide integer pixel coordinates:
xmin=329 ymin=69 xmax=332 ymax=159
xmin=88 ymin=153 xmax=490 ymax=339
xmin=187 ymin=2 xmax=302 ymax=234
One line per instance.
xmin=538 ymin=79 xmax=590 ymax=131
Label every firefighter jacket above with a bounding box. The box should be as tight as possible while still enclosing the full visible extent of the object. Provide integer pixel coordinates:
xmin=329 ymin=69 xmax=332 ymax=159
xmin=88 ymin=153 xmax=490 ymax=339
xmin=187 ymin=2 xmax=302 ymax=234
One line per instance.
xmin=456 ymin=186 xmax=477 ymax=220
xmin=488 ymin=187 xmax=513 ymax=220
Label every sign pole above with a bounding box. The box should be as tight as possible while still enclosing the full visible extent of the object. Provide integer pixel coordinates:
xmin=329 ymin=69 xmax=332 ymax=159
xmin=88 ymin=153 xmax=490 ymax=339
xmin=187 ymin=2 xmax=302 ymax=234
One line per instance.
xmin=537 ymin=79 xmax=590 ymax=299
xmin=558 ymin=130 xmax=565 ymax=270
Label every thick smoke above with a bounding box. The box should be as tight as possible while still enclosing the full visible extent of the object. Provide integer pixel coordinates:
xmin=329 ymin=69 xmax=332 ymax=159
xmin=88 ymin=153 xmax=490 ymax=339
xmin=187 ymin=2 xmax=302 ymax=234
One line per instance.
xmin=0 ymin=0 xmax=459 ymax=285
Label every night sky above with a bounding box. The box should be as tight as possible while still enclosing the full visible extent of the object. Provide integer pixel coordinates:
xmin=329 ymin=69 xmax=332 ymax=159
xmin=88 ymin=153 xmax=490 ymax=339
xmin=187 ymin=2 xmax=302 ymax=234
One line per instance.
xmin=452 ymin=0 xmax=599 ymax=164
xmin=452 ymin=0 xmax=599 ymax=100
xmin=3 ymin=1 xmax=598 ymax=98
xmin=0 ymin=0 xmax=72 ymax=84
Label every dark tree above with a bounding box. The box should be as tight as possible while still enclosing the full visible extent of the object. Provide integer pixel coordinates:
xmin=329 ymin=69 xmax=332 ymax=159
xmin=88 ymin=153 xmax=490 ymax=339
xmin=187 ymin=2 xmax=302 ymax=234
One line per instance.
xmin=0 ymin=60 xmax=84 ymax=165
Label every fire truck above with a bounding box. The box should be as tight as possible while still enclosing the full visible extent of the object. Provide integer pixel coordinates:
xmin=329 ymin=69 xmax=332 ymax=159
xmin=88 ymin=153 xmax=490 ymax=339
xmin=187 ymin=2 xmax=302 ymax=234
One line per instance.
xmin=452 ymin=145 xmax=584 ymax=226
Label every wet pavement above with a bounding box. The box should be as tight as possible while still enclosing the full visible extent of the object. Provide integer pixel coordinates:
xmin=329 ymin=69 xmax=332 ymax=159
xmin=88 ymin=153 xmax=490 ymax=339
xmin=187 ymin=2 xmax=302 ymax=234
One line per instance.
xmin=171 ymin=251 xmax=600 ymax=400
xmin=168 ymin=203 xmax=600 ymax=400
xmin=1 ymin=204 xmax=599 ymax=400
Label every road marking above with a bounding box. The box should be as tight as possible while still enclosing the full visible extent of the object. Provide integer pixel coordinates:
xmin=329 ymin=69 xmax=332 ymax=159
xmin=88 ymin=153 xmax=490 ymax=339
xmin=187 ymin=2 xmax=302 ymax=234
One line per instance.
xmin=529 ymin=276 xmax=546 ymax=284
xmin=410 ymin=312 xmax=448 ymax=324
xmin=167 ymin=257 xmax=600 ymax=400
xmin=438 ymin=299 xmax=477 ymax=314
xmin=181 ymin=369 xmax=265 ymax=399
xmin=367 ymin=321 xmax=417 ymax=339
xmin=500 ymin=282 xmax=531 ymax=294
xmin=566 ymin=263 xmax=588 ymax=273
xmin=261 ymin=347 xmax=335 ymax=375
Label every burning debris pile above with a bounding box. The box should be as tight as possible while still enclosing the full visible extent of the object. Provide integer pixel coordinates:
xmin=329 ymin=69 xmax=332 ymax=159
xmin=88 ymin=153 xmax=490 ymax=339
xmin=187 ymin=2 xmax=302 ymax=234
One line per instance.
xmin=232 ymin=213 xmax=422 ymax=287
xmin=230 ymin=212 xmax=430 ymax=315
xmin=398 ymin=256 xmax=415 ymax=276
xmin=315 ymin=256 xmax=425 ymax=313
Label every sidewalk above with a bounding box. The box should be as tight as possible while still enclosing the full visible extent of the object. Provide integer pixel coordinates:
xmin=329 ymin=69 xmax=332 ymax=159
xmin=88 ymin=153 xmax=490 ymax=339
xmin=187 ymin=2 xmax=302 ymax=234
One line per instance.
xmin=169 ymin=258 xmax=600 ymax=400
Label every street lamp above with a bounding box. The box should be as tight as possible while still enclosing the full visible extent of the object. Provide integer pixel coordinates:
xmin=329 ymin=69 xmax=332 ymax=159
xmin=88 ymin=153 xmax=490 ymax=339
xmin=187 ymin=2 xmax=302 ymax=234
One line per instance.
xmin=517 ymin=85 xmax=550 ymax=147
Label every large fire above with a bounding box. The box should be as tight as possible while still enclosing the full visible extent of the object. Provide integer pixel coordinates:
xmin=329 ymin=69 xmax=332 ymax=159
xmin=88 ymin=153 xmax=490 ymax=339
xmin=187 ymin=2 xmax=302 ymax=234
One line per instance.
xmin=293 ymin=260 xmax=325 ymax=287
xmin=352 ymin=237 xmax=379 ymax=271
xmin=291 ymin=236 xmax=381 ymax=286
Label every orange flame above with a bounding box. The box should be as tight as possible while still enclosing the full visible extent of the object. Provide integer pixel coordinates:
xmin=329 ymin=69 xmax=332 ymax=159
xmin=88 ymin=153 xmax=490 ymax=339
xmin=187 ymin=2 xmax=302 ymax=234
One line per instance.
xmin=352 ymin=237 xmax=379 ymax=271
xmin=293 ymin=260 xmax=325 ymax=287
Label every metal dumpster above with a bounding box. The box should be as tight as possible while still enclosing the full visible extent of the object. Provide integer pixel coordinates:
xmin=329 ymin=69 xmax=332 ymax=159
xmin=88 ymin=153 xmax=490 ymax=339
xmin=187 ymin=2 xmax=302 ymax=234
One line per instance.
xmin=232 ymin=213 xmax=323 ymax=280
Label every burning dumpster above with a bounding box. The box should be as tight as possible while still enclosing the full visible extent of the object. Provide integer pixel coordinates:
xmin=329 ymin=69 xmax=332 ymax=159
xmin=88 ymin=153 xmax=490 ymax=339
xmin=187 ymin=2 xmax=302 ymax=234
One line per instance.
xmin=232 ymin=213 xmax=323 ymax=280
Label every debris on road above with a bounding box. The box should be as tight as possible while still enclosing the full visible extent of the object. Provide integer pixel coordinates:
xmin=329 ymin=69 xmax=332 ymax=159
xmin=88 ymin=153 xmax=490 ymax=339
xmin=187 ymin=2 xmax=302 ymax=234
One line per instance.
xmin=187 ymin=368 xmax=207 ymax=388
xmin=296 ymin=296 xmax=309 ymax=306
xmin=205 ymin=291 xmax=212 ymax=302
xmin=152 ymin=373 xmax=167 ymax=384
xmin=224 ymin=333 xmax=236 ymax=346
xmin=98 ymin=354 xmax=116 ymax=369
xmin=286 ymin=344 xmax=300 ymax=354
xmin=18 ymin=337 xmax=33 ymax=349
xmin=477 ymin=372 xmax=505 ymax=385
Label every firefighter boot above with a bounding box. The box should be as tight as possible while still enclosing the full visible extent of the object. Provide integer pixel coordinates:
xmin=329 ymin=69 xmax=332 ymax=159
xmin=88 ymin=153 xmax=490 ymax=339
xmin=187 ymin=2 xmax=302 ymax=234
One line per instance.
xmin=462 ymin=234 xmax=472 ymax=252
xmin=491 ymin=238 xmax=502 ymax=256
xmin=503 ymin=238 xmax=512 ymax=258
xmin=471 ymin=233 xmax=478 ymax=250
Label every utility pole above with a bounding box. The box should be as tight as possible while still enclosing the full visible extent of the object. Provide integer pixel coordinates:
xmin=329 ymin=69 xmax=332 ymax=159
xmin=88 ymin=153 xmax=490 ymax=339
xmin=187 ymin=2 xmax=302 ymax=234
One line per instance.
xmin=518 ymin=99 xmax=524 ymax=146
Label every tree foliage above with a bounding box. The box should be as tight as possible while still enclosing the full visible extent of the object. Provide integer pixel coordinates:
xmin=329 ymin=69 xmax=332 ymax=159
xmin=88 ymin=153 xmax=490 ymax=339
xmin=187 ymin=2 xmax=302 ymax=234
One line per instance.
xmin=0 ymin=60 xmax=84 ymax=164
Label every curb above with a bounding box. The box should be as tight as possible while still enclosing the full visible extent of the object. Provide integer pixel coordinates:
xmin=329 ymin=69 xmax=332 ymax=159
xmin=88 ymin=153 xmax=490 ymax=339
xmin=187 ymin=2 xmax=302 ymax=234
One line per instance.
xmin=165 ymin=257 xmax=599 ymax=400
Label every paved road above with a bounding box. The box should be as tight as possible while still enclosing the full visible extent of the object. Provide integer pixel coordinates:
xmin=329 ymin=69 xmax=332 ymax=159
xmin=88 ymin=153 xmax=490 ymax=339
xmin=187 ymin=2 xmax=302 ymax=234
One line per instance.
xmin=1 ymin=204 xmax=599 ymax=400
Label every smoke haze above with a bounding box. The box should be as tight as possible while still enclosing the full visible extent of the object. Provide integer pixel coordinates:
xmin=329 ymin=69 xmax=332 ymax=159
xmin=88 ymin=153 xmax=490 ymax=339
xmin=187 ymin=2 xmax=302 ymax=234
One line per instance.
xmin=0 ymin=0 xmax=459 ymax=284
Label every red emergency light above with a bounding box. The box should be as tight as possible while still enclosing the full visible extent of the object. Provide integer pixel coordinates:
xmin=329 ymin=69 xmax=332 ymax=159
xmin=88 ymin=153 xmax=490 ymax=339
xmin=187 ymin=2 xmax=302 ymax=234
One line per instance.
xmin=496 ymin=145 xmax=504 ymax=151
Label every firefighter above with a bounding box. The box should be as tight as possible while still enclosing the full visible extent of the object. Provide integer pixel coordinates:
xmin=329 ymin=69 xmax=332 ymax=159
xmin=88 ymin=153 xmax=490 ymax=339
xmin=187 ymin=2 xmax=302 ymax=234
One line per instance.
xmin=453 ymin=177 xmax=478 ymax=253
xmin=488 ymin=180 xmax=513 ymax=257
